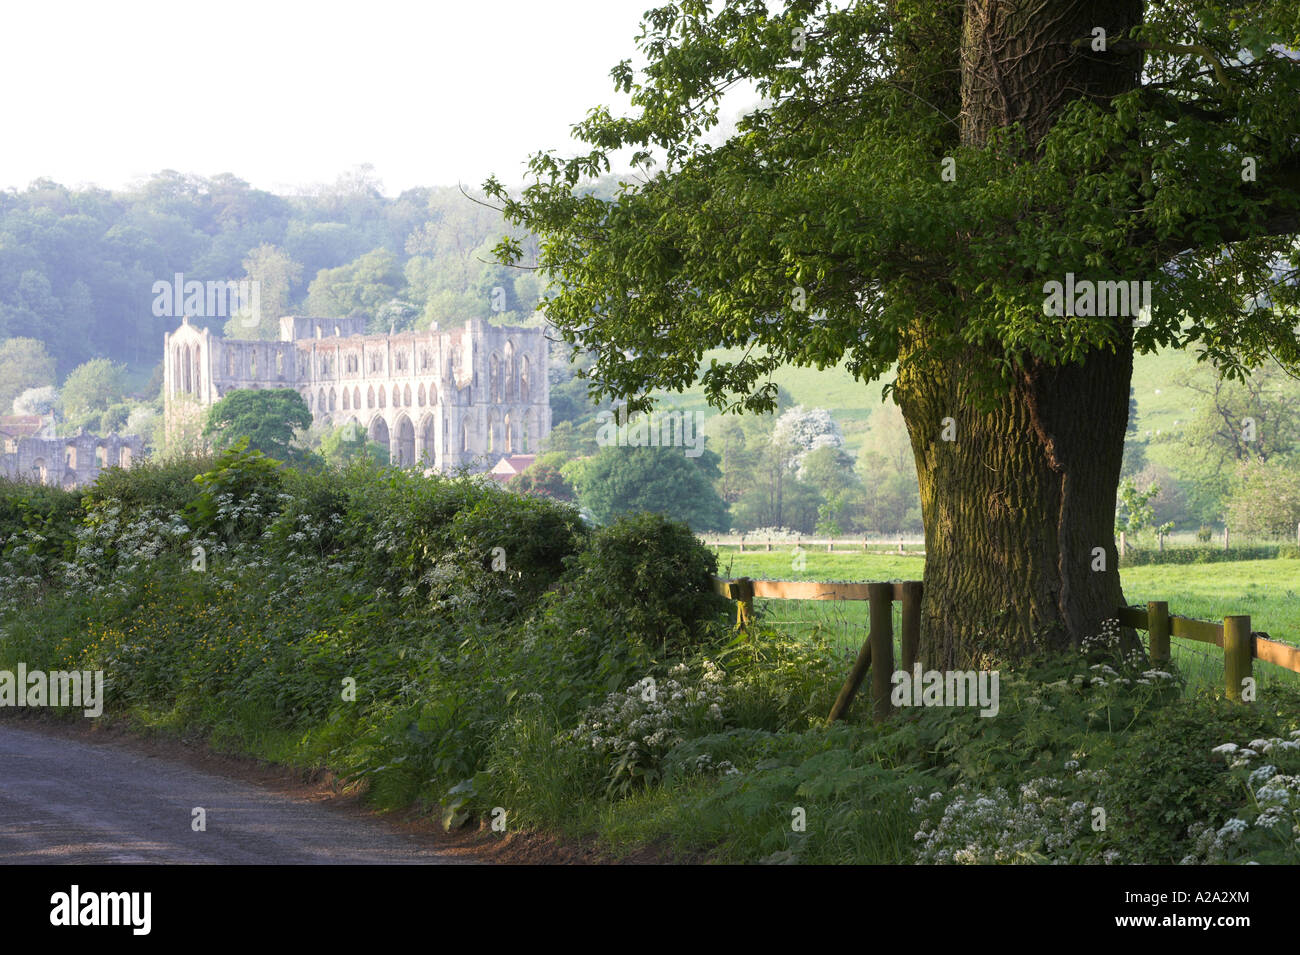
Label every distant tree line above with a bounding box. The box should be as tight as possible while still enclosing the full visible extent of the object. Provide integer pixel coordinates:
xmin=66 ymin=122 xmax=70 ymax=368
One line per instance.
xmin=0 ymin=166 xmax=564 ymax=382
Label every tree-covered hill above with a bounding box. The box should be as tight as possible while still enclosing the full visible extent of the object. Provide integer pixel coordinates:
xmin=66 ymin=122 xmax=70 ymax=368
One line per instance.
xmin=0 ymin=167 xmax=552 ymax=377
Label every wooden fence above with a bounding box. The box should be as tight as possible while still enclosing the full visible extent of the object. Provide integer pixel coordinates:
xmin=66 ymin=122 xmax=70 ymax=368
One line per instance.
xmin=709 ymin=576 xmax=1300 ymax=723
xmin=704 ymin=537 xmax=924 ymax=554
xmin=704 ymin=524 xmax=1300 ymax=555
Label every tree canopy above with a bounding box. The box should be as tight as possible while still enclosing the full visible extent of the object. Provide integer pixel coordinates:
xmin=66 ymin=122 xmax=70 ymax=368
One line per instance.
xmin=565 ymin=445 xmax=730 ymax=531
xmin=490 ymin=2 xmax=1300 ymax=411
xmin=0 ymin=172 xmax=549 ymax=377
xmin=0 ymin=337 xmax=56 ymax=414
xmin=59 ymin=358 xmax=127 ymax=420
xmin=204 ymin=388 xmax=313 ymax=460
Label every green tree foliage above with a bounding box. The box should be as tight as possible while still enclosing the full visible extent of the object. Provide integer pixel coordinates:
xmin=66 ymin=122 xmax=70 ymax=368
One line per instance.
xmin=319 ymin=421 xmax=388 ymax=467
xmin=223 ymin=244 xmax=303 ymax=340
xmin=855 ymin=404 xmax=923 ymax=535
xmin=1133 ymin=462 xmax=1192 ymax=530
xmin=708 ymin=413 xmax=769 ymax=506
xmin=801 ymin=445 xmax=861 ymax=536
xmin=415 ymin=288 xmax=480 ymax=330
xmin=0 ymin=338 xmax=56 ymax=414
xmin=541 ymin=420 xmax=599 ymax=458
xmin=800 ymin=445 xmax=859 ymax=500
xmin=1115 ymin=478 xmax=1166 ymax=538
xmin=1164 ymin=363 xmax=1300 ymax=524
xmin=548 ymin=347 xmax=613 ymax=428
xmin=204 ymin=388 xmax=313 ymax=459
xmin=188 ymin=438 xmax=285 ymax=545
xmin=1178 ymin=363 xmax=1300 ymax=466
xmin=59 ymin=358 xmax=127 ymax=419
xmin=305 ymin=249 xmax=404 ymax=322
xmin=565 ymin=445 xmax=729 ymax=531
xmin=559 ymin=511 xmax=731 ymax=657
xmin=99 ymin=402 xmax=132 ymax=434
xmin=707 ymin=400 xmax=847 ymax=535
xmin=730 ymin=472 xmax=822 ymax=535
xmin=1121 ymin=386 xmax=1148 ymax=479
xmin=0 ymin=173 xmax=532 ymax=375
xmin=1224 ymin=456 xmax=1300 ymax=539
xmin=508 ymin=455 xmax=576 ymax=501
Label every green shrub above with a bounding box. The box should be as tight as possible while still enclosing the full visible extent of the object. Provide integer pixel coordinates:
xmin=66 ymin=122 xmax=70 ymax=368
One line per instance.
xmin=446 ymin=487 xmax=587 ymax=609
xmin=565 ymin=512 xmax=732 ymax=657
xmin=0 ymin=478 xmax=84 ymax=572
xmin=265 ymin=463 xmax=352 ymax=560
xmin=83 ymin=453 xmax=215 ymax=515
xmin=187 ymin=438 xmax=285 ymax=545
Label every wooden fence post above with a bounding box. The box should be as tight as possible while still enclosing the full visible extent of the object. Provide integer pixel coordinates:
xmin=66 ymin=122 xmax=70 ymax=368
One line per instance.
xmin=1224 ymin=525 xmax=1230 ymax=551
xmin=827 ymin=638 xmax=871 ymax=724
xmin=731 ymin=577 xmax=755 ymax=631
xmin=1224 ymin=615 xmax=1252 ymax=702
xmin=739 ymin=537 xmax=745 ymax=552
xmin=868 ymin=582 xmax=895 ymax=722
xmin=827 ymin=582 xmax=898 ymax=723
xmin=1147 ymin=601 xmax=1170 ymax=667
xmin=901 ymin=581 xmax=923 ymax=673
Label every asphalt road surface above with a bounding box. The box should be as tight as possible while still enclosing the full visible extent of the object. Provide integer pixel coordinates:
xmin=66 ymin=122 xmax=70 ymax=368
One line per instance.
xmin=0 ymin=724 xmax=460 ymax=864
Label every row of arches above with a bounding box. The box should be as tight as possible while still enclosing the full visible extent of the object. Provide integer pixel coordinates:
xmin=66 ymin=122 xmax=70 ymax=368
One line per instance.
xmin=484 ymin=410 xmax=531 ymax=455
xmin=63 ymin=445 xmax=133 ymax=470
xmin=309 ymin=382 xmax=441 ymax=414
xmin=29 ymin=444 xmax=135 ymax=485
xmin=300 ymin=344 xmax=437 ymax=379
xmin=321 ymin=408 xmax=537 ymax=470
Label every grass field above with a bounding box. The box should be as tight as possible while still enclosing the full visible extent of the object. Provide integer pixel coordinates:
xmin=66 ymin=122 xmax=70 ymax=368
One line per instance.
xmin=709 ymin=547 xmax=1300 ymax=694
xmin=649 ymin=347 xmax=1207 ymax=459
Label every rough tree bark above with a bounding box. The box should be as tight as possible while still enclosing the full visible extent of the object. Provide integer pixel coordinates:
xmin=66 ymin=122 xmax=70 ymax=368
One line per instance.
xmin=897 ymin=342 xmax=1133 ymax=667
xmin=895 ymin=0 xmax=1144 ymax=667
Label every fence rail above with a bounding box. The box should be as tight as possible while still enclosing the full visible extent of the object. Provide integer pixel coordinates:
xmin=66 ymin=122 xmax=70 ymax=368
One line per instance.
xmin=703 ymin=537 xmax=925 ymax=553
xmin=710 ymin=576 xmax=1300 ymax=722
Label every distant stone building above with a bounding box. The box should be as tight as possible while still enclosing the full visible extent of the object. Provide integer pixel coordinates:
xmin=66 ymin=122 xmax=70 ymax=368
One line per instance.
xmin=1 ymin=429 xmax=143 ymax=488
xmin=163 ymin=315 xmax=551 ymax=471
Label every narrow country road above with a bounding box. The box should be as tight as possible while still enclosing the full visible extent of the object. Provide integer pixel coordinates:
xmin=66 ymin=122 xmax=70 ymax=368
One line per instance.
xmin=0 ymin=724 xmax=462 ymax=864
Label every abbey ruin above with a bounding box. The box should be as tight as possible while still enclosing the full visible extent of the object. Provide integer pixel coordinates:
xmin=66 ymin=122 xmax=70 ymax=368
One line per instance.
xmin=163 ymin=315 xmax=551 ymax=470
xmin=0 ymin=418 xmax=144 ymax=488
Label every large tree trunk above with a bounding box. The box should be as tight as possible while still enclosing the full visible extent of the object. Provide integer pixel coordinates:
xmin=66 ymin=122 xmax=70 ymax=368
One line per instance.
xmin=892 ymin=0 xmax=1143 ymax=666
xmin=896 ymin=342 xmax=1133 ymax=668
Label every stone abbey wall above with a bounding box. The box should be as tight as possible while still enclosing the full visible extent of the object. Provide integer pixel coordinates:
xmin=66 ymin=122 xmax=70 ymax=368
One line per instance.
xmin=163 ymin=315 xmax=551 ymax=471
xmin=1 ymin=432 xmax=144 ymax=487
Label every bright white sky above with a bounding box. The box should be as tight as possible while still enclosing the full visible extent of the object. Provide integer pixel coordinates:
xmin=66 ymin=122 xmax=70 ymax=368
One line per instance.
xmin=0 ymin=0 xmax=696 ymax=195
